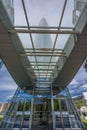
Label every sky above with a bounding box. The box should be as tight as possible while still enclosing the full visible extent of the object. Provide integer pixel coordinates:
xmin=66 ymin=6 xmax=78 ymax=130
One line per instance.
xmin=68 ymin=66 xmax=87 ymax=97
xmin=0 ymin=65 xmax=17 ymax=103
xmin=0 ymin=0 xmax=87 ymax=103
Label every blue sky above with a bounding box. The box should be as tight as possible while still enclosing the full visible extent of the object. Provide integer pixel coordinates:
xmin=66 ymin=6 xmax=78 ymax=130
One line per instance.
xmin=0 ymin=65 xmax=17 ymax=103
xmin=68 ymin=66 xmax=87 ymax=97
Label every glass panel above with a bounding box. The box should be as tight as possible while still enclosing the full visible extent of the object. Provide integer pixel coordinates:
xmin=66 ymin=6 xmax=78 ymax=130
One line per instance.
xmin=63 ymin=117 xmax=71 ymax=128
xmin=22 ymin=101 xmax=31 ymax=128
xmin=14 ymin=0 xmax=27 ymax=26
xmin=24 ymin=0 xmax=65 ymax=26
xmin=13 ymin=101 xmax=22 ymax=128
xmin=55 ymin=34 xmax=70 ymax=49
xmin=18 ymin=33 xmax=32 ymax=48
xmin=70 ymin=117 xmax=79 ymax=128
xmin=56 ymin=116 xmax=62 ymax=128
xmin=61 ymin=99 xmax=67 ymax=111
xmin=61 ymin=0 xmax=74 ymax=27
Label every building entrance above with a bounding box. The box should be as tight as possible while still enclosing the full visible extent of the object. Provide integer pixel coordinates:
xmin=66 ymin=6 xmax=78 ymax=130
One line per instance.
xmin=0 ymin=87 xmax=85 ymax=130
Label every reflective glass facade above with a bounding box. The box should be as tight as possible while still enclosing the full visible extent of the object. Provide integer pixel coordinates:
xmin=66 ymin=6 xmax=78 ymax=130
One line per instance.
xmin=0 ymin=87 xmax=85 ymax=129
xmin=73 ymin=0 xmax=87 ymax=24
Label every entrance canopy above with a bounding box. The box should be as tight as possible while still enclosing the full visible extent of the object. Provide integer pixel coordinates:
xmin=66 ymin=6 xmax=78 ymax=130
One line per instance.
xmin=12 ymin=0 xmax=75 ymax=89
xmin=0 ymin=0 xmax=87 ymax=93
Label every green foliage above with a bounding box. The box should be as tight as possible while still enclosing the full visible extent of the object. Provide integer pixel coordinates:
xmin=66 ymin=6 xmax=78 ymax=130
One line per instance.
xmin=81 ymin=116 xmax=87 ymax=129
xmin=25 ymin=102 xmax=31 ymax=110
xmin=0 ymin=115 xmax=3 ymax=122
xmin=54 ymin=99 xmax=67 ymax=111
xmin=54 ymin=99 xmax=59 ymax=111
xmin=18 ymin=103 xmax=24 ymax=111
xmin=18 ymin=102 xmax=31 ymax=111
xmin=74 ymin=100 xmax=85 ymax=109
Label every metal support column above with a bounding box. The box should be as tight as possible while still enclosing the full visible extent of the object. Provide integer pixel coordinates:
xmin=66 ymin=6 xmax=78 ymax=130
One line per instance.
xmin=51 ymin=85 xmax=56 ymax=130
xmin=66 ymin=88 xmax=85 ymax=129
xmin=20 ymin=98 xmax=26 ymax=129
xmin=29 ymin=89 xmax=34 ymax=130
xmin=58 ymin=98 xmax=64 ymax=130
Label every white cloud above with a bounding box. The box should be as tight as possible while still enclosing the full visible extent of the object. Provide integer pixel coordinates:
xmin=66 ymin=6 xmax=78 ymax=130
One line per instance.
xmin=69 ymin=79 xmax=78 ymax=86
xmin=81 ymin=83 xmax=87 ymax=90
xmin=6 ymin=95 xmax=13 ymax=101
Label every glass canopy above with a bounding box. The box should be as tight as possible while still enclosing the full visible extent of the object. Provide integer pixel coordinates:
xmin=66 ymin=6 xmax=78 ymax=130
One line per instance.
xmin=11 ymin=0 xmax=78 ymax=84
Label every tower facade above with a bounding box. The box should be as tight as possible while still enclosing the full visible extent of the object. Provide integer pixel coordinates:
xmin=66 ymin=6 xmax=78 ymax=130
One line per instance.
xmin=73 ymin=0 xmax=87 ymax=25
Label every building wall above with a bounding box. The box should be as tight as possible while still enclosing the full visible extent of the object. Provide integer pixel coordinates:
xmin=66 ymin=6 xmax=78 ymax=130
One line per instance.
xmin=1 ymin=0 xmax=14 ymax=24
xmin=0 ymin=0 xmax=14 ymax=68
xmin=0 ymin=103 xmax=10 ymax=113
xmin=73 ymin=0 xmax=87 ymax=25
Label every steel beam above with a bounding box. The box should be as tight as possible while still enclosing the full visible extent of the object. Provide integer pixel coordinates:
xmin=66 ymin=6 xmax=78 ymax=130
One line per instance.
xmin=28 ymin=64 xmax=58 ymax=67
xmin=22 ymin=51 xmax=65 ymax=54
xmin=14 ymin=25 xmax=74 ymax=30
xmin=46 ymin=0 xmax=68 ymax=77
xmin=9 ymin=29 xmax=79 ymax=34
xmin=24 ymin=48 xmax=63 ymax=51
xmin=21 ymin=53 xmax=66 ymax=57
xmin=21 ymin=0 xmax=40 ymax=76
xmin=27 ymin=68 xmax=59 ymax=71
xmin=29 ymin=61 xmax=57 ymax=64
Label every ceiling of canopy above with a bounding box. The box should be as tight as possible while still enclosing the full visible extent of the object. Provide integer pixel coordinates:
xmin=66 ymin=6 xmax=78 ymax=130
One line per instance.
xmin=12 ymin=0 xmax=75 ymax=85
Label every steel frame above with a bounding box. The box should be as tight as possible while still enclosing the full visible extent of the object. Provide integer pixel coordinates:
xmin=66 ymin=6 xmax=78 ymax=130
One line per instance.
xmin=21 ymin=0 xmax=40 ymax=77
xmin=9 ymin=0 xmax=76 ymax=83
xmin=14 ymin=25 xmax=74 ymax=30
xmin=46 ymin=0 xmax=68 ymax=78
xmin=9 ymin=28 xmax=79 ymax=34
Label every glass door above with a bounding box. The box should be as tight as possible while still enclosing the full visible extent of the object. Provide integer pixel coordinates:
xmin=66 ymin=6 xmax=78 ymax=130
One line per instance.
xmin=32 ymin=98 xmax=52 ymax=130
